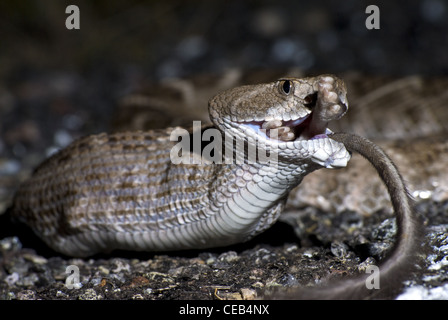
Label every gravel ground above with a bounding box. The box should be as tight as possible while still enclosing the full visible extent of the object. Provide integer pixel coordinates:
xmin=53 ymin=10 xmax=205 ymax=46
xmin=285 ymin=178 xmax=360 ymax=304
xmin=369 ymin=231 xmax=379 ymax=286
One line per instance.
xmin=0 ymin=0 xmax=447 ymax=302
xmin=1 ymin=199 xmax=447 ymax=300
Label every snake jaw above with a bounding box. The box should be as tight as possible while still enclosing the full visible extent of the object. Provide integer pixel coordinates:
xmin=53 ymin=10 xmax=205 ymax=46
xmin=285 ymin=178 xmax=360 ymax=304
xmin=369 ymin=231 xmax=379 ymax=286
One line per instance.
xmin=231 ymin=104 xmax=350 ymax=169
xmin=238 ymin=111 xmax=327 ymax=143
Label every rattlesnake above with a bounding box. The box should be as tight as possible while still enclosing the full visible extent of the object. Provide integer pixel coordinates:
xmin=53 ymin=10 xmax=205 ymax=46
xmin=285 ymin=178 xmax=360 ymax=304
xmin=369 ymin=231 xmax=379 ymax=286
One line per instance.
xmin=9 ymin=71 xmax=444 ymax=299
xmin=114 ymin=69 xmax=448 ymax=215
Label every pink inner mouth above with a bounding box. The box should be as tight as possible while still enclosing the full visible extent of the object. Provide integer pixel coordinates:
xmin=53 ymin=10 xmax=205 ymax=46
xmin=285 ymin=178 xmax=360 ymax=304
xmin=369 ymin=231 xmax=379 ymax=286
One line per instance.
xmin=241 ymin=112 xmax=328 ymax=142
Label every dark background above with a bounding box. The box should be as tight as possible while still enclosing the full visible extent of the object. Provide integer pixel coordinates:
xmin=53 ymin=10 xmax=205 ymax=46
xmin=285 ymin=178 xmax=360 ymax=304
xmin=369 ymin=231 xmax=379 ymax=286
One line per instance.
xmin=0 ymin=0 xmax=447 ymax=205
xmin=2 ymin=0 xmax=447 ymax=77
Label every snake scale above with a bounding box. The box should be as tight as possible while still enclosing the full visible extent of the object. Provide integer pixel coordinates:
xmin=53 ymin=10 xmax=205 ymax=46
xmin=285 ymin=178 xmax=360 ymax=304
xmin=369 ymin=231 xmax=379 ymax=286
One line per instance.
xmin=10 ymin=74 xmax=427 ymax=299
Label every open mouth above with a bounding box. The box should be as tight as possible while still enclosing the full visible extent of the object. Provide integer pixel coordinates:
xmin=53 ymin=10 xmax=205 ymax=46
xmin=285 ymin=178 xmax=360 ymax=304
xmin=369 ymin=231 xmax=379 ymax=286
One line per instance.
xmin=240 ymin=112 xmax=328 ymax=142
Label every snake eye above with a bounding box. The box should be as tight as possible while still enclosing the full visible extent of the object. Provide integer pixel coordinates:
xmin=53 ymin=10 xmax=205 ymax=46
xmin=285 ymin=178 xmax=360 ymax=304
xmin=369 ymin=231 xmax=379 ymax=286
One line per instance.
xmin=279 ymin=80 xmax=293 ymax=95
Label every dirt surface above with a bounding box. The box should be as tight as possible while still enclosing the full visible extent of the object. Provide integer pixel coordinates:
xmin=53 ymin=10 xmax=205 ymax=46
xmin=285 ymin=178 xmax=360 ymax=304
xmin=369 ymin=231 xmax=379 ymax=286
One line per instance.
xmin=1 ymin=200 xmax=447 ymax=300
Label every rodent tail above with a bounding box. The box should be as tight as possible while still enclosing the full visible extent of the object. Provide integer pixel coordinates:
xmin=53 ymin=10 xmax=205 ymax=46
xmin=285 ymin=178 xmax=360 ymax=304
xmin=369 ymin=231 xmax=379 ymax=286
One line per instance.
xmin=265 ymin=132 xmax=424 ymax=299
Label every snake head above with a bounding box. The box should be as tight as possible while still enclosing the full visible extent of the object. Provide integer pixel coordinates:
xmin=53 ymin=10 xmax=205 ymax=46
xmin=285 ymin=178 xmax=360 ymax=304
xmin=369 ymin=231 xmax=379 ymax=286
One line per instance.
xmin=208 ymin=74 xmax=350 ymax=169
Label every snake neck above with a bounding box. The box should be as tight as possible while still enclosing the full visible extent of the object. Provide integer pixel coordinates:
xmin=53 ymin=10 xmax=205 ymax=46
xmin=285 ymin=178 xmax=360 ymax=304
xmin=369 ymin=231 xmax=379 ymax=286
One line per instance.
xmin=168 ymin=124 xmax=350 ymax=250
xmin=203 ymin=157 xmax=319 ymax=246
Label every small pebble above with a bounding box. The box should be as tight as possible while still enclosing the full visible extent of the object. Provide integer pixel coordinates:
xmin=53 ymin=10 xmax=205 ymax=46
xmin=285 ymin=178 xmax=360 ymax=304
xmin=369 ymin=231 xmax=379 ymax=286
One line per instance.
xmin=330 ymin=241 xmax=349 ymax=258
xmin=17 ymin=290 xmax=36 ymax=300
xmin=78 ymin=288 xmax=103 ymax=300
xmin=240 ymin=288 xmax=257 ymax=300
